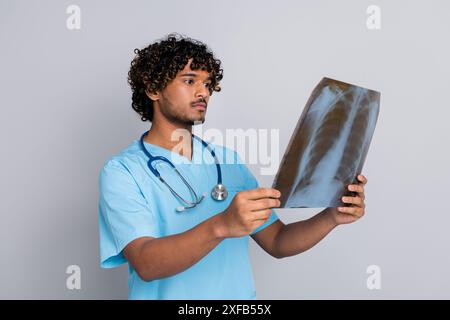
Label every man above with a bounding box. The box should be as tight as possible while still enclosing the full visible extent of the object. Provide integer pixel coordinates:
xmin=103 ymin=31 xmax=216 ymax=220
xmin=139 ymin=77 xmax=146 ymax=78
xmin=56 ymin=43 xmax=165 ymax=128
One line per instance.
xmin=98 ymin=34 xmax=368 ymax=299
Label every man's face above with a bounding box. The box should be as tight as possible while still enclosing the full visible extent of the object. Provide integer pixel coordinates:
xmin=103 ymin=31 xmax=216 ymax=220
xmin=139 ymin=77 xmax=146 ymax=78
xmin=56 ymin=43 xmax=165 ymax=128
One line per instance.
xmin=156 ymin=59 xmax=212 ymax=126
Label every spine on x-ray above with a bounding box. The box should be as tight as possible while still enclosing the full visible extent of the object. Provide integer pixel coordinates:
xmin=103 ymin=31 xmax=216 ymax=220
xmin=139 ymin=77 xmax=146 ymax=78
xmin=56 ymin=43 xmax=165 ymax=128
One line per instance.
xmin=292 ymin=91 xmax=351 ymax=196
xmin=334 ymin=94 xmax=370 ymax=186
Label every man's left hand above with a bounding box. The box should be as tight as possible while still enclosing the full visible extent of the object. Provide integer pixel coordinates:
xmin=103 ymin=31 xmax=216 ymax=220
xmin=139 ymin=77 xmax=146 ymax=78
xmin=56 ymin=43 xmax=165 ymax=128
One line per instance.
xmin=329 ymin=174 xmax=368 ymax=225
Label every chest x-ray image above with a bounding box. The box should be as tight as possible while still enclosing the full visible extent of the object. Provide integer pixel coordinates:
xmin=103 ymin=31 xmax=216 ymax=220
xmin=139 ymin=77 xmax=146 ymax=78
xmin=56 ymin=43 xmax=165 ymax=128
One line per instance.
xmin=272 ymin=77 xmax=380 ymax=208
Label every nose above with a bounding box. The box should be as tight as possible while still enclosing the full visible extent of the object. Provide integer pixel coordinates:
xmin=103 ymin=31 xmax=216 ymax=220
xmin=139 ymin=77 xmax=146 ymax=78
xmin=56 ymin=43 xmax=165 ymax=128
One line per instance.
xmin=195 ymin=83 xmax=209 ymax=100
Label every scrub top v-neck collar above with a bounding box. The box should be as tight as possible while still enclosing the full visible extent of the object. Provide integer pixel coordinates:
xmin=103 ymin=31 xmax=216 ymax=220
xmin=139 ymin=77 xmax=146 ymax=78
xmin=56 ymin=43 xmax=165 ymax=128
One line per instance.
xmin=141 ymin=135 xmax=201 ymax=165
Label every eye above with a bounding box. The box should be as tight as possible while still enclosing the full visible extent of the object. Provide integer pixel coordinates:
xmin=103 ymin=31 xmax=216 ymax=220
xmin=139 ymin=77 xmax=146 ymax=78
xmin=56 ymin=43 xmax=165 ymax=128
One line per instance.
xmin=204 ymin=82 xmax=212 ymax=87
xmin=184 ymin=79 xmax=194 ymax=85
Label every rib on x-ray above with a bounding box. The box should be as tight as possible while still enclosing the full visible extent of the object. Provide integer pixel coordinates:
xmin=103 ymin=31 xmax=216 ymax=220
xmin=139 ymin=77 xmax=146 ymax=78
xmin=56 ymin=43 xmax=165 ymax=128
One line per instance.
xmin=272 ymin=77 xmax=380 ymax=208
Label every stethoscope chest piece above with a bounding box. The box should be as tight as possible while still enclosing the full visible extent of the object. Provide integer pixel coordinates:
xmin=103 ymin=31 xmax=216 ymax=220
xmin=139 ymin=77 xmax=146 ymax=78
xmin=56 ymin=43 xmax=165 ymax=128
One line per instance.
xmin=211 ymin=184 xmax=228 ymax=201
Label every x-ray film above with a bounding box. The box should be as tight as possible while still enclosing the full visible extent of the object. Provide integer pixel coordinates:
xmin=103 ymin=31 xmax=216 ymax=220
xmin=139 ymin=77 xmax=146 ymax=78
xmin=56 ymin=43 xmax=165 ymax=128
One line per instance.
xmin=272 ymin=77 xmax=380 ymax=208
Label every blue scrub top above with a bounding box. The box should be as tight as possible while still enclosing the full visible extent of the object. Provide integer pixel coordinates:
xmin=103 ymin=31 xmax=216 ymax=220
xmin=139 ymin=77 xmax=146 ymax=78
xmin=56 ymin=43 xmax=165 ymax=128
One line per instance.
xmin=98 ymin=137 xmax=278 ymax=300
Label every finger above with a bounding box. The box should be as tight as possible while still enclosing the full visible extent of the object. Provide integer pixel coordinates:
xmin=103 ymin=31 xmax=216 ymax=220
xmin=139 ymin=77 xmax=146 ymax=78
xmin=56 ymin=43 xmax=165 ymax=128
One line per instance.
xmin=357 ymin=174 xmax=368 ymax=185
xmin=348 ymin=184 xmax=364 ymax=193
xmin=337 ymin=206 xmax=364 ymax=217
xmin=251 ymin=209 xmax=272 ymax=221
xmin=347 ymin=185 xmax=365 ymax=200
xmin=357 ymin=176 xmax=367 ymax=200
xmin=341 ymin=196 xmax=365 ymax=208
xmin=348 ymin=183 xmax=366 ymax=200
xmin=250 ymin=198 xmax=280 ymax=211
xmin=246 ymin=188 xmax=281 ymax=200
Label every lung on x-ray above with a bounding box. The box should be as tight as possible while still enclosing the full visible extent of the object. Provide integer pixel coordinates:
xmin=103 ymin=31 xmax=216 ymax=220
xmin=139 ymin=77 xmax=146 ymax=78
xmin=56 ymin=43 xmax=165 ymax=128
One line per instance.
xmin=272 ymin=77 xmax=380 ymax=208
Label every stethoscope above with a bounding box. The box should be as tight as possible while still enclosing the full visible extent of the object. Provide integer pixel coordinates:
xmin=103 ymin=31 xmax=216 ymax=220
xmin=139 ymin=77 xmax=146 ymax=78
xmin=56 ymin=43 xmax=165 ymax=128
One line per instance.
xmin=139 ymin=131 xmax=228 ymax=212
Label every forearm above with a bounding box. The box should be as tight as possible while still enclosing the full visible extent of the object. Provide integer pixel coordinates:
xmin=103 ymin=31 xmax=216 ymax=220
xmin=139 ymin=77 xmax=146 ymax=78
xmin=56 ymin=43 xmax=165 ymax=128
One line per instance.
xmin=138 ymin=212 xmax=227 ymax=281
xmin=274 ymin=208 xmax=338 ymax=258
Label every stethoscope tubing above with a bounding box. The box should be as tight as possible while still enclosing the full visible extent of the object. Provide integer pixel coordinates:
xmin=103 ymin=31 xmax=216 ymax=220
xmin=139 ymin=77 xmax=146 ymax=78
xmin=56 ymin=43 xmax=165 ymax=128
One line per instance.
xmin=139 ymin=131 xmax=225 ymax=209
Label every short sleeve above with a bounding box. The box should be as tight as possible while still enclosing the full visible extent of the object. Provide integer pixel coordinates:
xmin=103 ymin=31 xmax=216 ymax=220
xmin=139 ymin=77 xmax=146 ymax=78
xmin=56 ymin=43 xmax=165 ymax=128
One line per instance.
xmin=98 ymin=160 xmax=160 ymax=268
xmin=234 ymin=152 xmax=279 ymax=236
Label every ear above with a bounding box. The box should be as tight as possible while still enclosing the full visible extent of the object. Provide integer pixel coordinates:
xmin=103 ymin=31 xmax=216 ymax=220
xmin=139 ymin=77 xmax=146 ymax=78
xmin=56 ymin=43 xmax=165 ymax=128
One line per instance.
xmin=145 ymin=89 xmax=159 ymax=101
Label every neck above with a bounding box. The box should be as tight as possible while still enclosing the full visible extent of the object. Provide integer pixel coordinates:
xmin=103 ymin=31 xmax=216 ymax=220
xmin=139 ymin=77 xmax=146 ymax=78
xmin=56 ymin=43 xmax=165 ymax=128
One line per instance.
xmin=144 ymin=118 xmax=193 ymax=161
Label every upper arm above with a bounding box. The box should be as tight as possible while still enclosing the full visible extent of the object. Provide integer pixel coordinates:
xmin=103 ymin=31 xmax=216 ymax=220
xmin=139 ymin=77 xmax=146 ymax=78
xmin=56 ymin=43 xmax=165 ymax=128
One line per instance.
xmin=99 ymin=160 xmax=160 ymax=268
xmin=251 ymin=219 xmax=285 ymax=258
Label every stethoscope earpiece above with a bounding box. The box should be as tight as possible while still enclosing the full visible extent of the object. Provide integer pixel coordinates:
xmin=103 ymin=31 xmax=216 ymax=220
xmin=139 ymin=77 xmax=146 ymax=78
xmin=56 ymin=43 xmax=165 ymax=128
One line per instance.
xmin=176 ymin=206 xmax=186 ymax=212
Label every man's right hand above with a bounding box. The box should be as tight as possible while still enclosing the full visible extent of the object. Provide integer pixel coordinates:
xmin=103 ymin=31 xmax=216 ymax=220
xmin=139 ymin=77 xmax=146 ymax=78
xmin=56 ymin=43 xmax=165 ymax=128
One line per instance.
xmin=218 ymin=188 xmax=281 ymax=238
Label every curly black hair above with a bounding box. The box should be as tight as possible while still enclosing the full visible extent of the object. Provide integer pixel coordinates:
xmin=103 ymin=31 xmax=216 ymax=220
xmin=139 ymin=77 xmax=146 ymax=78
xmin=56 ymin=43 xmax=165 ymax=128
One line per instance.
xmin=127 ymin=33 xmax=223 ymax=122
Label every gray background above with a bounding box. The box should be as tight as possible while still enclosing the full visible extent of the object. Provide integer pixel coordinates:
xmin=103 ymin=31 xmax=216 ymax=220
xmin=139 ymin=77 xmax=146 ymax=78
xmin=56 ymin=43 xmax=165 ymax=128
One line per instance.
xmin=1 ymin=0 xmax=449 ymax=299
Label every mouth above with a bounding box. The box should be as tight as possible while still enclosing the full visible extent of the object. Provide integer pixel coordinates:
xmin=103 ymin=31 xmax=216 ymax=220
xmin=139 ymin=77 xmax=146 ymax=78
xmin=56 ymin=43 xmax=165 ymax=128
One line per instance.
xmin=192 ymin=102 xmax=207 ymax=111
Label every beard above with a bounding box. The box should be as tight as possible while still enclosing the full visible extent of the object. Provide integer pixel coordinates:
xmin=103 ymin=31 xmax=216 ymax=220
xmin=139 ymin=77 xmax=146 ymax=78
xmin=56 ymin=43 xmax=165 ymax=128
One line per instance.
xmin=160 ymin=101 xmax=206 ymax=126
